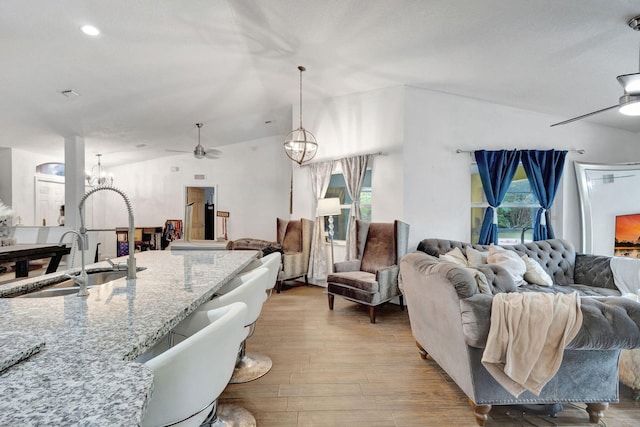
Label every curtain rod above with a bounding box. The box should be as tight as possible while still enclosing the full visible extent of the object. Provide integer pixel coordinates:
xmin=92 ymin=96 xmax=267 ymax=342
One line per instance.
xmin=455 ymin=148 xmax=585 ymax=154
xmin=300 ymin=151 xmax=385 ymax=167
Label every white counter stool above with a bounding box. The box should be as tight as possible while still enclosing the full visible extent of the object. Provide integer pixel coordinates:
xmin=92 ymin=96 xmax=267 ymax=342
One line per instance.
xmin=239 ymin=252 xmax=282 ymax=297
xmin=141 ymin=302 xmax=248 ymax=427
xmin=216 ymin=252 xmax=281 ymax=297
xmin=196 ymin=267 xmax=272 ymax=385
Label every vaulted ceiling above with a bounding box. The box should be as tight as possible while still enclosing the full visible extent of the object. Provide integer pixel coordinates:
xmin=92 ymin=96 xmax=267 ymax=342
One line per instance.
xmin=2 ymin=1 xmax=640 ymax=167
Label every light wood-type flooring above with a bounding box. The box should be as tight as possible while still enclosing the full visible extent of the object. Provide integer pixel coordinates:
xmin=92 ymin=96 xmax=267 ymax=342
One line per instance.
xmin=219 ymin=284 xmax=640 ymax=427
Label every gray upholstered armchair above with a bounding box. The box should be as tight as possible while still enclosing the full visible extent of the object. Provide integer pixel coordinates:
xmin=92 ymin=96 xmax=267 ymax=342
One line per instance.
xmin=276 ymin=218 xmax=314 ymax=292
xmin=326 ymin=219 xmax=410 ymax=323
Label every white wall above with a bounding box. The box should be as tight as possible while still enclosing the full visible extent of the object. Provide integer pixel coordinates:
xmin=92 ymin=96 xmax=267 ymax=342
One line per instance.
xmin=6 ymin=85 xmax=640 ymax=258
xmin=288 ymin=86 xmax=405 ymax=263
xmin=402 ymin=86 xmax=640 ymax=251
xmin=0 ymin=147 xmax=11 ymax=210
xmin=103 ymin=135 xmax=291 ymax=243
xmin=8 ymin=148 xmax=63 ymax=226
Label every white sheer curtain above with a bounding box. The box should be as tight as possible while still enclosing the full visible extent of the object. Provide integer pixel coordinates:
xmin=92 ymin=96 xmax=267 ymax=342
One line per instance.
xmin=308 ymin=160 xmax=334 ymax=281
xmin=340 ymin=154 xmax=372 ymax=260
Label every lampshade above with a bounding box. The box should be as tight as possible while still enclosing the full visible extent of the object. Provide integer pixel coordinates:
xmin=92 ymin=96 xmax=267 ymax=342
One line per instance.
xmin=618 ymin=94 xmax=640 ymax=116
xmin=284 ymin=66 xmax=318 ymax=165
xmin=317 ymin=197 xmax=341 ymax=216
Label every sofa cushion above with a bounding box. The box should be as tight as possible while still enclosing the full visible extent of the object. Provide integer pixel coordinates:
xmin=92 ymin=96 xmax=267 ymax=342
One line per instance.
xmin=460 ymin=290 xmax=640 ymax=350
xmin=327 ymin=271 xmax=379 ymax=293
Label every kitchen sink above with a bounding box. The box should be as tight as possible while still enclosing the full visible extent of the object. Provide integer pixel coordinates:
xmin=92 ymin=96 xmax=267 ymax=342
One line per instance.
xmin=16 ymin=268 xmax=145 ymax=298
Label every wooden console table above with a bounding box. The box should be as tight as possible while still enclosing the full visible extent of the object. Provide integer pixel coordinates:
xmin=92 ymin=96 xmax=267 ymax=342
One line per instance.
xmin=0 ymin=244 xmax=72 ymax=278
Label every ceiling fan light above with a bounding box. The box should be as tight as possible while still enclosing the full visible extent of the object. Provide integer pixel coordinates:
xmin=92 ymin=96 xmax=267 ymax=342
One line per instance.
xmin=619 ymin=95 xmax=640 ymax=116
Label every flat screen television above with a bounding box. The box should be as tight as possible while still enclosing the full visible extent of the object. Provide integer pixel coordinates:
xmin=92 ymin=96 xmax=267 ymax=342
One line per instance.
xmin=614 ymin=213 xmax=640 ymax=258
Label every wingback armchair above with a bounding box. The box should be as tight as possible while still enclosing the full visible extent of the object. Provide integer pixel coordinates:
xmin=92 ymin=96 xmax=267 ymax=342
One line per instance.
xmin=276 ymin=218 xmax=314 ymax=293
xmin=326 ymin=219 xmax=410 ymax=323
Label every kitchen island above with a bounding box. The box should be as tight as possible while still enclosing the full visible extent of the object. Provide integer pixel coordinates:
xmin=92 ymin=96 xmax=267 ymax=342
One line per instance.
xmin=0 ymin=249 xmax=258 ymax=426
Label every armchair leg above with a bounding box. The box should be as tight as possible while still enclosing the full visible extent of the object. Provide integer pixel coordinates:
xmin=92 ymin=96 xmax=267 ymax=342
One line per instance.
xmin=369 ymin=306 xmax=376 ymax=324
xmin=586 ymin=402 xmax=608 ymax=424
xmin=468 ymin=399 xmax=491 ymax=426
xmin=328 ymin=294 xmax=334 ymax=310
xmin=276 ymin=280 xmax=281 ymax=294
xmin=399 ymin=295 xmax=404 ymax=310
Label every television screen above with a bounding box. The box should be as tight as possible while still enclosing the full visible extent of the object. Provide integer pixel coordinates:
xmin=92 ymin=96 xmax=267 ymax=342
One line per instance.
xmin=614 ymin=213 xmax=640 ymax=258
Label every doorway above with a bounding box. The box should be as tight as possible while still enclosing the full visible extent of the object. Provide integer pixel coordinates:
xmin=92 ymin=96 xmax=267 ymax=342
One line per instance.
xmin=185 ymin=186 xmax=216 ymax=240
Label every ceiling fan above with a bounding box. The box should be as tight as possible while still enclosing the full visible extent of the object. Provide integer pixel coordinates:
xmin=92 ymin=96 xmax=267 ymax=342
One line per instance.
xmin=166 ymin=123 xmax=222 ymax=159
xmin=551 ymin=15 xmax=640 ymax=127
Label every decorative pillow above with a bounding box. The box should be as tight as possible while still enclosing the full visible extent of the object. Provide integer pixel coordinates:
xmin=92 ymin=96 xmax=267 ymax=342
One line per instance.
xmin=521 ymin=255 xmax=553 ymax=286
xmin=487 ymin=245 xmax=526 ymax=286
xmin=465 ymin=267 xmax=491 ymax=294
xmin=465 ymin=246 xmax=488 ymax=267
xmin=439 ymin=247 xmax=468 ymax=266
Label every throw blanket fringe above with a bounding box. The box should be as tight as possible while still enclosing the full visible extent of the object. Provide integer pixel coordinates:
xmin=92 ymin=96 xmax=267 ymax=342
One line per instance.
xmin=481 ymin=292 xmax=583 ymax=397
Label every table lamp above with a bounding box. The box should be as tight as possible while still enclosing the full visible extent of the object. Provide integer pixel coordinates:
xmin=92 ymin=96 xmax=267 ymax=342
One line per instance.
xmin=317 ymin=197 xmax=341 ymax=270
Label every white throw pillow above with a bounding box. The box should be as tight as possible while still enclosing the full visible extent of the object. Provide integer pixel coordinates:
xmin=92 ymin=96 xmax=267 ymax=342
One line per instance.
xmin=487 ymin=245 xmax=527 ymax=286
xmin=521 ymin=255 xmax=553 ymax=287
xmin=465 ymin=246 xmax=489 ymax=267
xmin=439 ymin=247 xmax=468 ymax=266
xmin=465 ymin=267 xmax=492 ymax=294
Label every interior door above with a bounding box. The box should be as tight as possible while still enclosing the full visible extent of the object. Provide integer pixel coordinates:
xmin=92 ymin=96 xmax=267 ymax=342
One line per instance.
xmin=186 ymin=187 xmax=205 ymax=240
xmin=35 ymin=176 xmax=65 ymax=227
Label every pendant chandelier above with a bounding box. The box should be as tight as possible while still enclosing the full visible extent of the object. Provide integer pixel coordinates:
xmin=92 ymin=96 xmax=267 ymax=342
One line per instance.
xmin=283 ymin=66 xmax=318 ymax=165
xmin=86 ymin=154 xmax=113 ymax=186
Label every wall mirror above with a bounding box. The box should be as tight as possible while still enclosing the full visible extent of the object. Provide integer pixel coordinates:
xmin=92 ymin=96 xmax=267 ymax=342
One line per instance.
xmin=574 ymin=161 xmax=640 ymax=255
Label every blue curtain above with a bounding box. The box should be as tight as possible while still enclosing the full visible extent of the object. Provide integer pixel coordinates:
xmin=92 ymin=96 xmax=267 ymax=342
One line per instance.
xmin=475 ymin=150 xmax=521 ymax=245
xmin=521 ymin=149 xmax=567 ymax=240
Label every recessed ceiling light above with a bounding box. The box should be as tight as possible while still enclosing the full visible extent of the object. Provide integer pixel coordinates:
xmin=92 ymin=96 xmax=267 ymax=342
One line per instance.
xmin=80 ymin=25 xmax=100 ymax=36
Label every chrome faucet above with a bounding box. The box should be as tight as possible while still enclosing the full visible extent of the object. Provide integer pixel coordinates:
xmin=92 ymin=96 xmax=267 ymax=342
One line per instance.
xmin=58 ymin=230 xmax=89 ymax=297
xmin=79 ymin=186 xmax=137 ymax=280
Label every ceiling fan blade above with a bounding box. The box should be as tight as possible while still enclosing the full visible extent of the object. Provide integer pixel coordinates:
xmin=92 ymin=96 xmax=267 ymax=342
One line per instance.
xmin=617 ymin=73 xmax=640 ymax=95
xmin=165 ymin=149 xmax=190 ymax=153
xmin=205 ymin=148 xmax=222 ymax=156
xmin=204 ymin=153 xmax=219 ymax=159
xmin=550 ymin=105 xmax=619 ymax=127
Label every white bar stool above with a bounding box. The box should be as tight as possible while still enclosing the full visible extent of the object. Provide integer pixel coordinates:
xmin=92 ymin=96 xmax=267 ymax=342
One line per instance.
xmin=140 ymin=302 xmax=248 ymax=427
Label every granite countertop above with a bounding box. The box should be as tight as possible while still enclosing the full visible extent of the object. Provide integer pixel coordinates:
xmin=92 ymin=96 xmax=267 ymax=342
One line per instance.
xmin=0 ymin=331 xmax=45 ymax=373
xmin=0 ymin=249 xmax=257 ymax=426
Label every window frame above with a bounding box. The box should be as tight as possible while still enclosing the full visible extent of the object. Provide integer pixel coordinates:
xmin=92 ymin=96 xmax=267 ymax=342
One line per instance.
xmin=324 ymin=167 xmax=373 ymax=244
xmin=470 ymin=163 xmax=541 ymax=245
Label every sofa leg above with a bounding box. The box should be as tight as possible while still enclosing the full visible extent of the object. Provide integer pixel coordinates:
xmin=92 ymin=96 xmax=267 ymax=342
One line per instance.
xmin=399 ymin=295 xmax=404 ymax=311
xmin=416 ymin=341 xmax=428 ymax=360
xmin=586 ymin=402 xmax=608 ymax=424
xmin=276 ymin=280 xmax=281 ymax=294
xmin=304 ymin=274 xmax=309 ymax=285
xmin=369 ymin=306 xmax=376 ymax=324
xmin=468 ymin=399 xmax=491 ymax=426
xmin=328 ymin=294 xmax=334 ymax=310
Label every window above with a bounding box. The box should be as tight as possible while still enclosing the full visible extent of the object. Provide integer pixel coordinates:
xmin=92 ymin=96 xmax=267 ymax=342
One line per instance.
xmin=471 ymin=164 xmax=538 ymax=244
xmin=324 ymin=169 xmax=372 ymax=242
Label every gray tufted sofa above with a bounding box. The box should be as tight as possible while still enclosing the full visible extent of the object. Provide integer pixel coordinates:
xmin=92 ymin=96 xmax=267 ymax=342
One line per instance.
xmin=399 ymin=238 xmax=640 ymax=426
